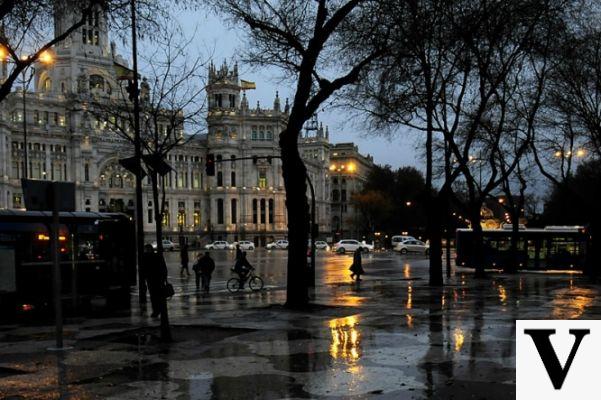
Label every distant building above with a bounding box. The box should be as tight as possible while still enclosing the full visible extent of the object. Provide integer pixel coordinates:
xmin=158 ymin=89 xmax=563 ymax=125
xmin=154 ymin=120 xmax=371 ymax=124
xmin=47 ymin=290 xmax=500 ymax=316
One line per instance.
xmin=329 ymin=143 xmax=374 ymax=240
xmin=0 ymin=6 xmax=352 ymax=246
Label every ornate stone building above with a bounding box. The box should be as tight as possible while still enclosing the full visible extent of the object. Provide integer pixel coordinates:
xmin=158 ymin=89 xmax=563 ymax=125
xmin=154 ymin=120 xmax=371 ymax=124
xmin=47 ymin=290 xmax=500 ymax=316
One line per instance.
xmin=0 ymin=8 xmax=335 ymax=246
xmin=329 ymin=143 xmax=374 ymax=240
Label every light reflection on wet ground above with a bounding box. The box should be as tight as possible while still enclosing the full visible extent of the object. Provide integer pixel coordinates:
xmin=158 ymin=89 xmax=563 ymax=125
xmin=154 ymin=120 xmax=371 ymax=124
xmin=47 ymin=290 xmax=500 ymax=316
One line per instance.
xmin=1 ymin=250 xmax=601 ymax=399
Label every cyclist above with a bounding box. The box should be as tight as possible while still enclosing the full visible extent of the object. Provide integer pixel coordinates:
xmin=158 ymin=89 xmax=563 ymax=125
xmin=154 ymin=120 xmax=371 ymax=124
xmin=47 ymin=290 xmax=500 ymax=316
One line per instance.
xmin=232 ymin=251 xmax=254 ymax=288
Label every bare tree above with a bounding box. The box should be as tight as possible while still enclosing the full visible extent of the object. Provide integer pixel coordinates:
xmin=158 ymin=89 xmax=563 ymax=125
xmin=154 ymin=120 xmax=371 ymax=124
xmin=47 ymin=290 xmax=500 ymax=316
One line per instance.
xmin=0 ymin=0 xmax=169 ymax=103
xmin=348 ymin=0 xmax=563 ymax=280
xmin=206 ymin=0 xmax=386 ymax=307
xmin=90 ymin=30 xmax=207 ymax=340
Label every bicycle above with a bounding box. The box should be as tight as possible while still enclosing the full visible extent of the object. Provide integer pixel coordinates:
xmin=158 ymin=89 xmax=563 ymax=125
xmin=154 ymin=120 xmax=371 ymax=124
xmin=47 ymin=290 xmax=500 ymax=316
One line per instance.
xmin=227 ymin=269 xmax=264 ymax=293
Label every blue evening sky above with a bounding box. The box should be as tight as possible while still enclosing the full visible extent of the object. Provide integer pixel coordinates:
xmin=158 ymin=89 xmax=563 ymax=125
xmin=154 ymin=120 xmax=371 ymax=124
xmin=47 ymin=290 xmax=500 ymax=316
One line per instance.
xmin=168 ymin=8 xmax=422 ymax=169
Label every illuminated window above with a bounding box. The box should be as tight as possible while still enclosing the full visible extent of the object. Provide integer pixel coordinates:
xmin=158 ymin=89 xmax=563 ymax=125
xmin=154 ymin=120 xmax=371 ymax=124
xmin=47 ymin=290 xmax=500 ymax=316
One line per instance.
xmin=258 ymin=170 xmax=267 ymax=188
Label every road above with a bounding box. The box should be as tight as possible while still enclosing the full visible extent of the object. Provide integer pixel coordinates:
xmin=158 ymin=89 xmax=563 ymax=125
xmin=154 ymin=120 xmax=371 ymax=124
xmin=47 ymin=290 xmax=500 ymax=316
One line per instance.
xmin=162 ymin=248 xmax=430 ymax=295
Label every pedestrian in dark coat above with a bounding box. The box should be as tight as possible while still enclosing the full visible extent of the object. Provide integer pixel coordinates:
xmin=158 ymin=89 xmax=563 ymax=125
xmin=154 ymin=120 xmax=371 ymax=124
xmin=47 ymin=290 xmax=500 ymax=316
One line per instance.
xmin=193 ymin=252 xmax=215 ymax=292
xmin=180 ymin=243 xmax=190 ymax=276
xmin=349 ymin=248 xmax=364 ymax=281
xmin=143 ymin=244 xmax=168 ymax=317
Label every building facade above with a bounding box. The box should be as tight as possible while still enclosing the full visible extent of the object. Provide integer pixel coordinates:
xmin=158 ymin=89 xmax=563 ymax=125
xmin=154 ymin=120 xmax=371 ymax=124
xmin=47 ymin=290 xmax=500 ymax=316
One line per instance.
xmin=0 ymin=8 xmax=340 ymax=246
xmin=329 ymin=143 xmax=374 ymax=240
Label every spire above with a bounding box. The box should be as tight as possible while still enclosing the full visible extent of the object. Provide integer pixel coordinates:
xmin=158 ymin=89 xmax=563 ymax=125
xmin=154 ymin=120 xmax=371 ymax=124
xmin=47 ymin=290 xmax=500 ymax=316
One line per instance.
xmin=325 ymin=126 xmax=329 ymax=140
xmin=273 ymin=91 xmax=281 ymax=112
xmin=256 ymin=100 xmax=261 ymax=112
xmin=284 ymin=98 xmax=290 ymax=114
xmin=140 ymin=77 xmax=150 ymax=104
xmin=241 ymin=92 xmax=249 ymax=111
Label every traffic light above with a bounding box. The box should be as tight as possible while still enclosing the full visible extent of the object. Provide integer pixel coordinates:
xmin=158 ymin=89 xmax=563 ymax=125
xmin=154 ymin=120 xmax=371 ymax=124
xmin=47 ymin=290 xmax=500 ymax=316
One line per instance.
xmin=205 ymin=154 xmax=215 ymax=176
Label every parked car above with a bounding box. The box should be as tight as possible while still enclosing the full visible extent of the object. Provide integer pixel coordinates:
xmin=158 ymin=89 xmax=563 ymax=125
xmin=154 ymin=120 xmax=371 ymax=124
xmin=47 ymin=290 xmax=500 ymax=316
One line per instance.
xmin=391 ymin=235 xmax=416 ymax=247
xmin=205 ymin=241 xmax=230 ymax=250
xmin=237 ymin=240 xmax=256 ymax=251
xmin=333 ymin=239 xmax=371 ymax=254
xmin=151 ymin=239 xmax=178 ymax=251
xmin=266 ymin=240 xmax=289 ymax=250
xmin=394 ymin=239 xmax=429 ymax=255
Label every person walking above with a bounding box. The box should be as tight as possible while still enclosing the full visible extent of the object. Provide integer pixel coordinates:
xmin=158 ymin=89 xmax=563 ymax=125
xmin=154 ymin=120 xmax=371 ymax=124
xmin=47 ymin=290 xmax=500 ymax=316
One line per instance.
xmin=194 ymin=252 xmax=215 ymax=292
xmin=180 ymin=243 xmax=190 ymax=276
xmin=143 ymin=244 xmax=168 ymax=317
xmin=349 ymin=248 xmax=364 ymax=281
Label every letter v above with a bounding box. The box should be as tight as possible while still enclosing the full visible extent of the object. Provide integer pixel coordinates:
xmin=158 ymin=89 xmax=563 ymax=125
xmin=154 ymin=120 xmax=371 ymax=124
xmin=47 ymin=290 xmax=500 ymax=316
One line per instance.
xmin=524 ymin=329 xmax=590 ymax=390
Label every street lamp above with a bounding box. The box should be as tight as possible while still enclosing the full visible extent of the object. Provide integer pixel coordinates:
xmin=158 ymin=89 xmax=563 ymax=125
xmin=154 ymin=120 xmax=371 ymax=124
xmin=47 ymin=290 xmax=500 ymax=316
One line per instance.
xmin=21 ymin=50 xmax=54 ymax=179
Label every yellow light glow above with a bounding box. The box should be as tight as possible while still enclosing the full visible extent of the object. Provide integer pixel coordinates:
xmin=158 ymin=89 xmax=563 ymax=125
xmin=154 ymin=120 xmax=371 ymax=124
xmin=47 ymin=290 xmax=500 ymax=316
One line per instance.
xmin=453 ymin=328 xmax=465 ymax=352
xmin=39 ymin=50 xmax=54 ymax=64
xmin=329 ymin=315 xmax=361 ymax=362
xmin=0 ymin=46 xmax=7 ymax=60
xmin=347 ymin=163 xmax=356 ymax=173
xmin=576 ymin=149 xmax=586 ymax=158
xmin=329 ymin=164 xmax=336 ymax=171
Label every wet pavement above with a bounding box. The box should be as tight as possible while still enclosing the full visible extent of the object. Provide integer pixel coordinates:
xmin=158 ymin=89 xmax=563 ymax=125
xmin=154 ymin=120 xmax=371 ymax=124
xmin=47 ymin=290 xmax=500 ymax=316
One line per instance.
xmin=1 ymin=250 xmax=600 ymax=399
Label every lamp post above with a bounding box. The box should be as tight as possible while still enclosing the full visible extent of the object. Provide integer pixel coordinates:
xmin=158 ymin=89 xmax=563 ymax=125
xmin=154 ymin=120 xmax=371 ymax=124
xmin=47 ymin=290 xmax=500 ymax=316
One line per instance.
xmin=20 ymin=51 xmax=53 ymax=179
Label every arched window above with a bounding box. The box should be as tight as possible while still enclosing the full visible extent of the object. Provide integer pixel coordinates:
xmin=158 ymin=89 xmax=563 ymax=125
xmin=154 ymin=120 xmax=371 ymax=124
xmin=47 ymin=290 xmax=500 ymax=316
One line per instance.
xmin=90 ymin=74 xmax=104 ymax=91
xmin=260 ymin=199 xmax=266 ymax=224
xmin=268 ymin=199 xmax=274 ymax=224
xmin=231 ymin=171 xmax=236 ymax=187
xmin=43 ymin=78 xmax=52 ymax=92
xmin=217 ymin=171 xmax=223 ymax=187
xmin=252 ymin=199 xmax=258 ymax=224
xmin=231 ymin=199 xmax=237 ymax=224
xmin=217 ymin=199 xmax=224 ymax=224
xmin=332 ymin=189 xmax=340 ymax=202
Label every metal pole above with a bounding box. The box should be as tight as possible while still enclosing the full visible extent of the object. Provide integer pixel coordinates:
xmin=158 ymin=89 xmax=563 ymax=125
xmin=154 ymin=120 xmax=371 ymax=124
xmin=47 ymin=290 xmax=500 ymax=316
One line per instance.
xmin=50 ymin=183 xmax=63 ymax=349
xmin=70 ymin=233 xmax=77 ymax=310
xmin=22 ymin=70 xmax=28 ymax=179
xmin=306 ymin=174 xmax=316 ymax=287
xmin=131 ymin=0 xmax=146 ymax=304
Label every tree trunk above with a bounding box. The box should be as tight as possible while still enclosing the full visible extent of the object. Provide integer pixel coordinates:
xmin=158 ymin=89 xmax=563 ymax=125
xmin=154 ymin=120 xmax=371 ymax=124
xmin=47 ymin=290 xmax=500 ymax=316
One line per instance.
xmin=507 ymin=208 xmax=520 ymax=274
xmin=150 ymin=171 xmax=171 ymax=341
xmin=428 ymin=196 xmax=444 ymax=286
xmin=470 ymin=203 xmax=486 ymax=278
xmin=280 ymin=127 xmax=310 ymax=308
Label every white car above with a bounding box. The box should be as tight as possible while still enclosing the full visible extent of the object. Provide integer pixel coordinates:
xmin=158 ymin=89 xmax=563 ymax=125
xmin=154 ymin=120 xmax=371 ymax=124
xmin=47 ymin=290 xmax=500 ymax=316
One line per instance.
xmin=205 ymin=241 xmax=230 ymax=250
xmin=394 ymin=239 xmax=429 ymax=255
xmin=151 ymin=239 xmax=178 ymax=251
xmin=391 ymin=235 xmax=416 ymax=247
xmin=236 ymin=240 xmax=256 ymax=251
xmin=266 ymin=240 xmax=289 ymax=250
xmin=333 ymin=239 xmax=371 ymax=254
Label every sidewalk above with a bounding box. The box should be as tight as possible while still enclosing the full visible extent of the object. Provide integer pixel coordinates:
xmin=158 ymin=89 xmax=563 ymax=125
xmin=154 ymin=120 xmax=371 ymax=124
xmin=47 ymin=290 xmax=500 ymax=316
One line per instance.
xmin=1 ymin=257 xmax=599 ymax=399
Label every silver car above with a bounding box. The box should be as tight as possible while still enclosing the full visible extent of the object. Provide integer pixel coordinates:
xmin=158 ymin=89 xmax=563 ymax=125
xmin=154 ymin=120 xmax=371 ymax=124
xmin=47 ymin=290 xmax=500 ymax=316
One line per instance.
xmin=394 ymin=239 xmax=429 ymax=255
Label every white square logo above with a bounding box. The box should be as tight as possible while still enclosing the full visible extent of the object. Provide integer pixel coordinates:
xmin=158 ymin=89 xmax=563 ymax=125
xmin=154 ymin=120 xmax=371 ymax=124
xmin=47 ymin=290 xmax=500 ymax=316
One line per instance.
xmin=517 ymin=320 xmax=598 ymax=399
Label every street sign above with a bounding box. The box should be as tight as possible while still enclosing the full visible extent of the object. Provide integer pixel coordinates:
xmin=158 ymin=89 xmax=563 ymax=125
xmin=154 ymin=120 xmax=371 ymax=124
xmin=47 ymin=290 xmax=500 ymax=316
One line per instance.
xmin=21 ymin=179 xmax=75 ymax=211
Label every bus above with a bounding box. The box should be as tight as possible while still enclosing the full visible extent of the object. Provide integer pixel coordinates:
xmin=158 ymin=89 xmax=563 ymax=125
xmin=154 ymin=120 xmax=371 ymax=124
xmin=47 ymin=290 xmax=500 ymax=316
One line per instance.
xmin=456 ymin=226 xmax=588 ymax=271
xmin=0 ymin=210 xmax=136 ymax=317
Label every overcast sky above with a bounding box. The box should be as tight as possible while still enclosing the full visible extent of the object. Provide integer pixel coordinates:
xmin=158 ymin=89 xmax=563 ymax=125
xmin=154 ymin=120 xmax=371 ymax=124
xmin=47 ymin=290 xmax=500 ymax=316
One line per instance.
xmin=166 ymin=8 xmax=424 ymax=170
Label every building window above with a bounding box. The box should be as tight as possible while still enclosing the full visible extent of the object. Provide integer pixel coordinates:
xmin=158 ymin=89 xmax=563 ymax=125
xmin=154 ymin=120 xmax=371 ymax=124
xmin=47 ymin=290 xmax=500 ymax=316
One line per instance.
xmin=230 ymin=154 xmax=236 ymax=168
xmin=217 ymin=199 xmax=224 ymax=224
xmin=341 ymin=190 xmax=347 ymax=202
xmin=259 ymin=126 xmax=265 ymax=140
xmin=332 ymin=189 xmax=340 ymax=202
xmin=12 ymin=194 xmax=22 ymax=209
xmin=267 ymin=129 xmax=273 ymax=140
xmin=178 ymin=211 xmax=185 ymax=227
xmin=252 ymin=126 xmax=258 ymax=140
xmin=229 ymin=94 xmax=236 ymax=108
xmin=148 ymin=209 xmax=153 ymax=224
xmin=90 ymin=75 xmax=104 ymax=91
xmin=193 ymin=210 xmax=201 ymax=227
xmin=260 ymin=199 xmax=266 ymax=224
xmin=214 ymin=93 xmax=223 ymax=108
xmin=258 ymin=170 xmax=267 ymax=188
xmin=231 ymin=171 xmax=236 ymax=187
xmin=269 ymin=199 xmax=274 ymax=224
xmin=217 ymin=171 xmax=223 ymax=187
xmin=252 ymin=199 xmax=258 ymax=224
xmin=43 ymin=78 xmax=52 ymax=92
xmin=84 ymin=163 xmax=90 ymax=181
xmin=231 ymin=199 xmax=237 ymax=224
